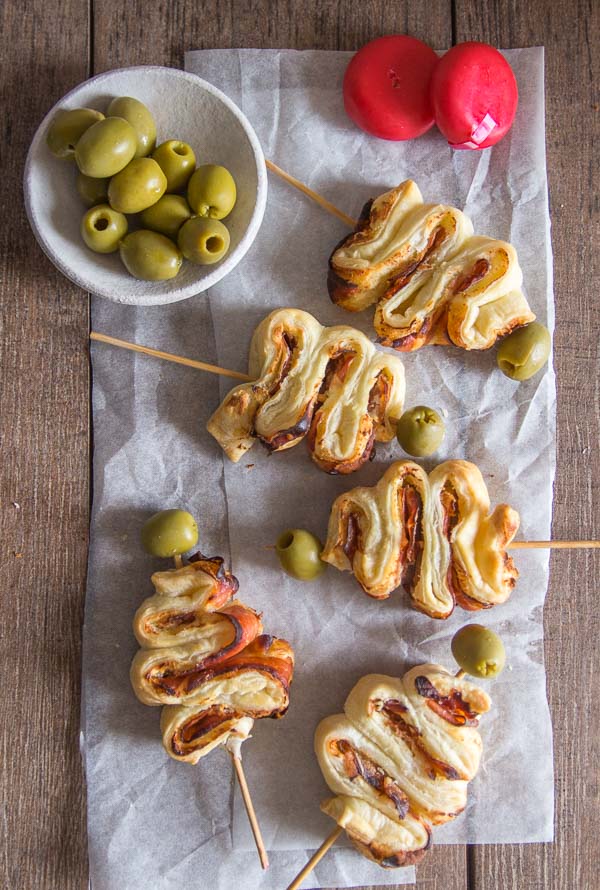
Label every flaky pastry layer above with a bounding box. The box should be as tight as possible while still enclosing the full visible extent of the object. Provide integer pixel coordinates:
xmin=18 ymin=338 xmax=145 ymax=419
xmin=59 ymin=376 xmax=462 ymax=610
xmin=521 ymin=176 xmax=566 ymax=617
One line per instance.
xmin=207 ymin=307 xmax=405 ymax=474
xmin=328 ymin=180 xmax=535 ymax=351
xmin=321 ymin=459 xmax=519 ymax=618
xmin=316 ymin=667 xmax=490 ymax=867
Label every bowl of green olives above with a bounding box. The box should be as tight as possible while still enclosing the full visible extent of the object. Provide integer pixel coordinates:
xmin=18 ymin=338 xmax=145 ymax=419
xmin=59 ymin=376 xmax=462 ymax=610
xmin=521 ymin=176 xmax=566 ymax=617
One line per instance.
xmin=24 ymin=66 xmax=267 ymax=305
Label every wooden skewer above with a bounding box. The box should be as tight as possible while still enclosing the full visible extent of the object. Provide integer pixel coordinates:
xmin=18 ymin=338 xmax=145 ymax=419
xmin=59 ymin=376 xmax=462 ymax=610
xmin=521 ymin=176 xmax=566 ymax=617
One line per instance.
xmin=93 ymin=333 xmax=600 ymax=552
xmin=170 ymin=555 xmax=269 ymax=870
xmin=90 ymin=331 xmax=251 ymax=382
xmin=229 ymin=748 xmax=270 ymax=870
xmin=509 ymin=540 xmax=600 ymax=550
xmin=286 ymin=825 xmax=343 ymax=890
xmin=266 ymin=159 xmax=357 ymax=229
xmin=455 ymin=668 xmax=466 ymax=679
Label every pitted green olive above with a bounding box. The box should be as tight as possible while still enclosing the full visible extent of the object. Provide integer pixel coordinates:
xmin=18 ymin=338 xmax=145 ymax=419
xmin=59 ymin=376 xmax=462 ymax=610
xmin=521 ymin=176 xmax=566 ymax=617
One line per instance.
xmin=80 ymin=204 xmax=127 ymax=254
xmin=76 ymin=172 xmax=109 ymax=207
xmin=178 ymin=217 xmax=230 ymax=265
xmin=107 ymin=96 xmax=156 ymax=158
xmin=496 ymin=323 xmax=551 ymax=381
xmin=119 ymin=230 xmax=182 ymax=281
xmin=46 ymin=107 xmax=105 ymax=159
xmin=139 ymin=194 xmax=192 ymax=239
xmin=187 ymin=164 xmax=236 ymax=219
xmin=152 ymin=140 xmax=196 ymax=192
xmin=74 ymin=116 xmax=137 ymax=178
xmin=108 ymin=157 xmax=167 ymax=214
xmin=276 ymin=529 xmax=325 ymax=581
xmin=141 ymin=509 xmax=199 ymax=557
xmin=396 ymin=406 xmax=446 ymax=457
xmin=451 ymin=624 xmax=506 ymax=679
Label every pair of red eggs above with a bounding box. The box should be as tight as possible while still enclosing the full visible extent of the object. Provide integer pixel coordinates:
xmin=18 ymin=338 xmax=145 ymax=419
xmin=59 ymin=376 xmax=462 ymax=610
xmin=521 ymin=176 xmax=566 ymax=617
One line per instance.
xmin=344 ymin=36 xmax=518 ymax=149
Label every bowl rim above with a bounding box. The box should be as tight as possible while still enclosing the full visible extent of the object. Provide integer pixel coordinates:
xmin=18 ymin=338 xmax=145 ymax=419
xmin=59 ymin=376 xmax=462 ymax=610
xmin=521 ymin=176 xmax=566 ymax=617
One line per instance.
xmin=23 ymin=64 xmax=268 ymax=306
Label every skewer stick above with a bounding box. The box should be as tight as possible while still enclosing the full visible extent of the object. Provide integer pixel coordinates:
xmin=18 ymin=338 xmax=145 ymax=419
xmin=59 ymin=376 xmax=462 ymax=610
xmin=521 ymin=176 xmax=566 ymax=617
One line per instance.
xmin=509 ymin=540 xmax=600 ymax=550
xmin=455 ymin=669 xmax=466 ymax=679
xmin=90 ymin=331 xmax=251 ymax=382
xmin=285 ymin=826 xmax=343 ymax=890
xmin=171 ymin=555 xmax=268 ymax=869
xmin=229 ymin=748 xmax=270 ymax=870
xmin=92 ymin=334 xmax=600 ymax=552
xmin=266 ymin=159 xmax=357 ymax=229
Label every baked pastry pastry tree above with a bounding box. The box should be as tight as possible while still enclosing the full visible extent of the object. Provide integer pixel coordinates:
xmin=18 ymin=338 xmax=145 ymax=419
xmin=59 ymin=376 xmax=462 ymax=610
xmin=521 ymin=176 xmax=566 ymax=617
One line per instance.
xmin=322 ymin=459 xmax=519 ymax=618
xmin=286 ymin=626 xmax=503 ymax=888
xmin=207 ymin=307 xmax=405 ymax=474
xmin=315 ymin=665 xmax=491 ymax=868
xmin=328 ymin=180 xmax=535 ymax=351
xmin=131 ymin=520 xmax=294 ymax=872
xmin=131 ymin=553 xmax=294 ymax=763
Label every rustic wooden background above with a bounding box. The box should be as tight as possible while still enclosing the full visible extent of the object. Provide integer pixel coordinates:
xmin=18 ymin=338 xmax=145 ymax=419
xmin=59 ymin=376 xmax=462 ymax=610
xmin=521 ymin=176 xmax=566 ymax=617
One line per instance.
xmin=1 ymin=1 xmax=598 ymax=888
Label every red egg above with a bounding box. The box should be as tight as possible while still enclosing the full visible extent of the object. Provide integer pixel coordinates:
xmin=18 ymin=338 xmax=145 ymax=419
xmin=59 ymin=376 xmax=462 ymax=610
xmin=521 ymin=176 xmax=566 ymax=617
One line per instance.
xmin=431 ymin=42 xmax=518 ymax=150
xmin=343 ymin=35 xmax=439 ymax=141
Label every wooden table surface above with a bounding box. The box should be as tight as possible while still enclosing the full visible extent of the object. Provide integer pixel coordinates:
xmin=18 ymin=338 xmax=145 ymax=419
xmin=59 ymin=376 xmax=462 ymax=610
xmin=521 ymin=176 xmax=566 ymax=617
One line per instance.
xmin=1 ymin=1 xmax=598 ymax=888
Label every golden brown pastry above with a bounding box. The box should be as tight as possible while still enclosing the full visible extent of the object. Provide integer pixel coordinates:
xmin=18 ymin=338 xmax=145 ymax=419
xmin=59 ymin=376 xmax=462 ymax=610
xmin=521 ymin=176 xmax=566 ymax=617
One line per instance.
xmin=161 ymin=635 xmax=295 ymax=764
xmin=131 ymin=553 xmax=295 ymax=762
xmin=207 ymin=307 xmax=405 ymax=474
xmin=321 ymin=459 xmax=519 ymax=618
xmin=328 ymin=180 xmax=535 ymax=351
xmin=316 ymin=667 xmax=491 ymax=867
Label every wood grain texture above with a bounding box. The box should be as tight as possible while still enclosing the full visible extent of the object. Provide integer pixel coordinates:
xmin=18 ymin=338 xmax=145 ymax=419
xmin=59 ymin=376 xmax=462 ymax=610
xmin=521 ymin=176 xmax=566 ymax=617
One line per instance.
xmin=2 ymin=1 xmax=598 ymax=889
xmin=453 ymin=1 xmax=600 ymax=888
xmin=0 ymin=1 xmax=90 ymax=890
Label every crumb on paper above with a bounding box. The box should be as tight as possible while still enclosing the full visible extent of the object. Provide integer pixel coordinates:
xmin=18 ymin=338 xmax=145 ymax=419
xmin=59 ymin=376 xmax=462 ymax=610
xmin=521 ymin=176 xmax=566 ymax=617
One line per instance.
xmin=246 ymin=464 xmax=255 ymax=469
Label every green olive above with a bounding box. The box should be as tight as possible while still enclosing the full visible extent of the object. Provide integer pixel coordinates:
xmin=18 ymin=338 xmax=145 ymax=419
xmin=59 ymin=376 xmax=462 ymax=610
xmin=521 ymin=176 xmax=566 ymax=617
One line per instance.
xmin=396 ymin=406 xmax=446 ymax=457
xmin=187 ymin=164 xmax=236 ymax=219
xmin=451 ymin=624 xmax=506 ymax=679
xmin=276 ymin=528 xmax=325 ymax=581
xmin=178 ymin=217 xmax=230 ymax=265
xmin=107 ymin=96 xmax=156 ymax=158
xmin=152 ymin=140 xmax=197 ymax=192
xmin=119 ymin=230 xmax=182 ymax=281
xmin=76 ymin=172 xmax=109 ymax=207
xmin=108 ymin=157 xmax=167 ymax=214
xmin=74 ymin=116 xmax=137 ymax=178
xmin=80 ymin=204 xmax=127 ymax=254
xmin=139 ymin=194 xmax=192 ymax=239
xmin=46 ymin=107 xmax=105 ymax=159
xmin=141 ymin=509 xmax=199 ymax=557
xmin=497 ymin=323 xmax=551 ymax=381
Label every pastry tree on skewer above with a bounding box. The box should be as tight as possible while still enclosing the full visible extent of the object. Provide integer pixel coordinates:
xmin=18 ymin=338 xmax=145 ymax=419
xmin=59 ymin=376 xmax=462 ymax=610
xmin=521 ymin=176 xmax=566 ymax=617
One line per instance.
xmin=321 ymin=459 xmax=519 ymax=618
xmin=286 ymin=626 xmax=503 ymax=888
xmin=207 ymin=308 xmax=405 ymax=475
xmin=132 ymin=511 xmax=294 ymax=869
xmin=131 ymin=552 xmax=294 ymax=762
xmin=328 ymin=180 xmax=535 ymax=351
xmin=315 ymin=667 xmax=490 ymax=867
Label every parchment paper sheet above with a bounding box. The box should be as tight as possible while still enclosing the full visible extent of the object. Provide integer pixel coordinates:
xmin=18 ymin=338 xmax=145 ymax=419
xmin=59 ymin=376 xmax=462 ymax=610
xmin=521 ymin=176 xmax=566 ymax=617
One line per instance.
xmin=83 ymin=47 xmax=554 ymax=890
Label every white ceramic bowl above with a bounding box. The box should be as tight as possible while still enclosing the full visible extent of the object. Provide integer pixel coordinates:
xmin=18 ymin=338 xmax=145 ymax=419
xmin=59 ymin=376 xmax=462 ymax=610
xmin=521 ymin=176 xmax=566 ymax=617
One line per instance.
xmin=24 ymin=66 xmax=267 ymax=305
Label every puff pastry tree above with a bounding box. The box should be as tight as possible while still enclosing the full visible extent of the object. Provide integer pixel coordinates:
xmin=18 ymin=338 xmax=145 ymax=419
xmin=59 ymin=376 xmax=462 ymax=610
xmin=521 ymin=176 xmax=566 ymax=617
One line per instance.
xmin=322 ymin=459 xmax=519 ymax=618
xmin=328 ymin=180 xmax=535 ymax=351
xmin=315 ymin=667 xmax=491 ymax=867
xmin=207 ymin=308 xmax=405 ymax=474
xmin=131 ymin=553 xmax=294 ymax=764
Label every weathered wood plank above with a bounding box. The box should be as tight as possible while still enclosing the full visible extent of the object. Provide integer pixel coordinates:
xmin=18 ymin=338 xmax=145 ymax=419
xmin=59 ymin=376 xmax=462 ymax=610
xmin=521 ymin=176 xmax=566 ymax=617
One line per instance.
xmin=0 ymin=1 xmax=91 ymax=889
xmin=453 ymin=1 xmax=600 ymax=888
